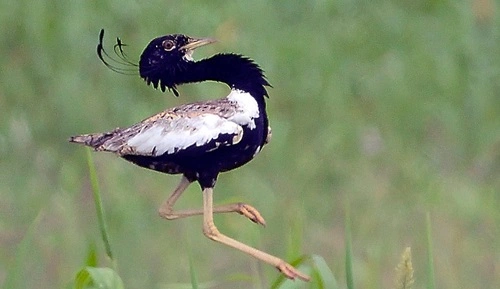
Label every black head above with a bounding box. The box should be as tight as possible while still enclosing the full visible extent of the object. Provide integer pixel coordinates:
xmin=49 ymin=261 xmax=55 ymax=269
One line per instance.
xmin=97 ymin=29 xmax=214 ymax=96
xmin=139 ymin=34 xmax=215 ymax=96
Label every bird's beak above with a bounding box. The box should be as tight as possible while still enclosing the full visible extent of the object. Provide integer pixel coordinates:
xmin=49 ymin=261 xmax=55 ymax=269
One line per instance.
xmin=181 ymin=37 xmax=216 ymax=51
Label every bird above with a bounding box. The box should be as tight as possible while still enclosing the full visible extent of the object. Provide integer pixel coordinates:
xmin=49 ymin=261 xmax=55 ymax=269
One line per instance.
xmin=70 ymin=30 xmax=310 ymax=281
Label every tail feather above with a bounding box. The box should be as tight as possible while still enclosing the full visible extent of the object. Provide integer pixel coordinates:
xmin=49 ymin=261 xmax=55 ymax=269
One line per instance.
xmin=68 ymin=130 xmax=118 ymax=149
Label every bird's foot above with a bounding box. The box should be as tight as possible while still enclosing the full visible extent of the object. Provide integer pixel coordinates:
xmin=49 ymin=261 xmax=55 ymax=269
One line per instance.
xmin=277 ymin=261 xmax=310 ymax=281
xmin=236 ymin=203 xmax=266 ymax=226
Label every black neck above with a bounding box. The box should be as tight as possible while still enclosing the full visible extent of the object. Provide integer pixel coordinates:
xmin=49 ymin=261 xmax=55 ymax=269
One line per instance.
xmin=181 ymin=54 xmax=270 ymax=104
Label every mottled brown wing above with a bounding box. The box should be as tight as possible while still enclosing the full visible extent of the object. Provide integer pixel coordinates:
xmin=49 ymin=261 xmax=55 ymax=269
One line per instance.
xmin=70 ymin=98 xmax=244 ymax=156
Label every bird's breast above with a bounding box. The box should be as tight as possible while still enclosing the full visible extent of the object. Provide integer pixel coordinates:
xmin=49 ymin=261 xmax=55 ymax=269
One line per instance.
xmin=226 ymin=89 xmax=260 ymax=129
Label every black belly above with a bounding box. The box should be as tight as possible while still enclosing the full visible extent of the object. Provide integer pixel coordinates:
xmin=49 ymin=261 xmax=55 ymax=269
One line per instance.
xmin=122 ymin=120 xmax=266 ymax=188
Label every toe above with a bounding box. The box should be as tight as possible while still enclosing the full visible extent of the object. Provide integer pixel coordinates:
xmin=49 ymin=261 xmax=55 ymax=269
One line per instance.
xmin=239 ymin=203 xmax=266 ymax=226
xmin=277 ymin=262 xmax=310 ymax=281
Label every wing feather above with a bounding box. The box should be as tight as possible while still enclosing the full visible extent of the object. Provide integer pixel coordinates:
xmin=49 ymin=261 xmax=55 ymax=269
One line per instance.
xmin=100 ymin=113 xmax=243 ymax=157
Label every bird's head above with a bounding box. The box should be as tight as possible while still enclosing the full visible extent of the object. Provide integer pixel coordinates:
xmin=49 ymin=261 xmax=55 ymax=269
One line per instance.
xmin=97 ymin=29 xmax=215 ymax=96
xmin=139 ymin=34 xmax=215 ymax=95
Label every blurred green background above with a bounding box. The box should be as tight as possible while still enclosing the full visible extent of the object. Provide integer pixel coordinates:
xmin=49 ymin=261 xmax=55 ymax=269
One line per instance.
xmin=1 ymin=0 xmax=499 ymax=288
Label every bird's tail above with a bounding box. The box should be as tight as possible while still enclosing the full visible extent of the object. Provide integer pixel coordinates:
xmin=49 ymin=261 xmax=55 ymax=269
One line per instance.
xmin=68 ymin=130 xmax=118 ymax=150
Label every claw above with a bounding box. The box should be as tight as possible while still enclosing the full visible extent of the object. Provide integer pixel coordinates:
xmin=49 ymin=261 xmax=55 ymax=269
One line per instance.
xmin=277 ymin=261 xmax=310 ymax=281
xmin=237 ymin=203 xmax=266 ymax=226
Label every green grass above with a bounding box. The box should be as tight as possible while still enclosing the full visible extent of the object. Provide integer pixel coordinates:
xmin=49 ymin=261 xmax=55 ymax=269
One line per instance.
xmin=72 ymin=149 xmax=122 ymax=289
xmin=1 ymin=0 xmax=500 ymax=288
xmin=85 ymin=148 xmax=115 ymax=266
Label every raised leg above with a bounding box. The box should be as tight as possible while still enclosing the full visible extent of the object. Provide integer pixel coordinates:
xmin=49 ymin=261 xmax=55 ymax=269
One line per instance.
xmin=158 ymin=176 xmax=266 ymax=226
xmin=201 ymin=187 xmax=310 ymax=281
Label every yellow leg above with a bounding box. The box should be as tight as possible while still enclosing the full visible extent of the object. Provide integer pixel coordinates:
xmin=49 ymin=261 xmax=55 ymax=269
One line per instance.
xmin=202 ymin=187 xmax=310 ymax=281
xmin=158 ymin=176 xmax=266 ymax=226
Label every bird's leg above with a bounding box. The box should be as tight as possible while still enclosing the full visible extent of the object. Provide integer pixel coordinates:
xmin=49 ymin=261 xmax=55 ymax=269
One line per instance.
xmin=158 ymin=176 xmax=266 ymax=226
xmin=201 ymin=187 xmax=310 ymax=281
xmin=158 ymin=175 xmax=192 ymax=218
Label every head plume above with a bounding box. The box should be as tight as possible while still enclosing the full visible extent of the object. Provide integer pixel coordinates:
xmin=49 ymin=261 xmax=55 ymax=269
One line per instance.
xmin=97 ymin=29 xmax=214 ymax=97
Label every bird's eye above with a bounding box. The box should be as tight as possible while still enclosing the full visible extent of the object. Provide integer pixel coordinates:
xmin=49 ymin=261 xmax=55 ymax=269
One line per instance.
xmin=162 ymin=40 xmax=175 ymax=51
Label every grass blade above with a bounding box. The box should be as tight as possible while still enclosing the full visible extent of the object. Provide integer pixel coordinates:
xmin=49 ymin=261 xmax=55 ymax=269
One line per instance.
xmin=185 ymin=231 xmax=199 ymax=289
xmin=188 ymin=255 xmax=199 ymax=289
xmin=75 ymin=267 xmax=124 ymax=289
xmin=85 ymin=243 xmax=98 ymax=267
xmin=426 ymin=212 xmax=436 ymax=289
xmin=73 ymin=149 xmax=123 ymax=289
xmin=85 ymin=148 xmax=115 ymax=266
xmin=270 ymin=255 xmax=309 ymax=289
xmin=3 ymin=209 xmax=44 ymax=289
xmin=345 ymin=201 xmax=354 ymax=289
xmin=311 ymin=254 xmax=339 ymax=289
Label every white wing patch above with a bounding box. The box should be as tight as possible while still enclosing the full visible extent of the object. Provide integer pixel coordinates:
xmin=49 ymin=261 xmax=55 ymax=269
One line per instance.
xmin=227 ymin=89 xmax=260 ymax=129
xmin=125 ymin=114 xmax=243 ymax=156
